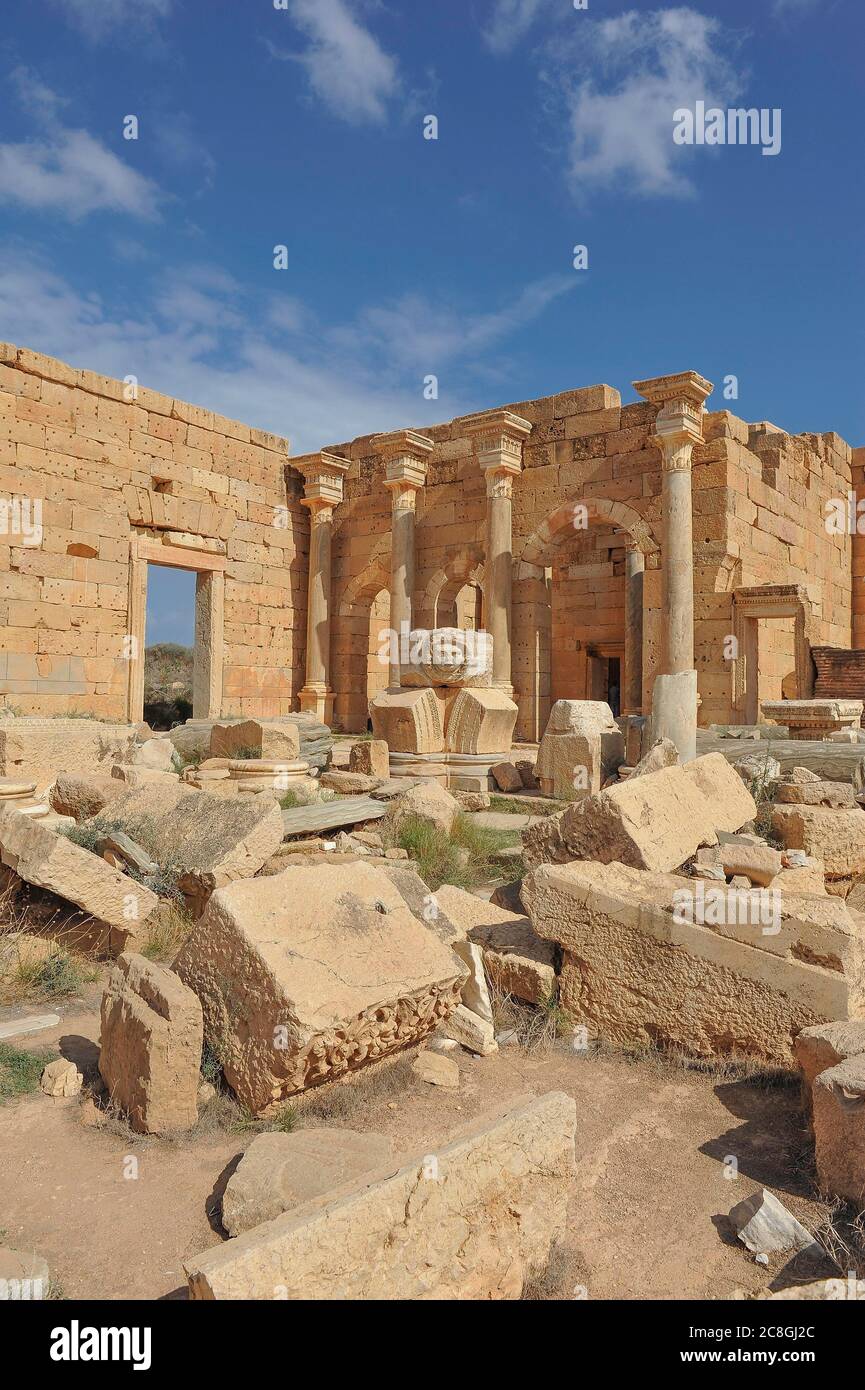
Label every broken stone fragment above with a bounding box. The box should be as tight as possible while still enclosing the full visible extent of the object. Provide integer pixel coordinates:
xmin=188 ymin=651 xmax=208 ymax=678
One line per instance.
xmin=795 ymin=1019 xmax=865 ymax=1118
xmin=209 ymin=719 xmax=300 ymax=763
xmin=629 ymin=737 xmax=679 ymax=780
xmin=443 ymin=1002 xmax=498 ymax=1055
xmin=776 ymin=781 xmax=856 ymax=808
xmin=812 ymin=1055 xmax=865 ymax=1205
xmin=385 ymin=780 xmax=459 ymax=836
xmin=771 ymin=804 xmax=865 ymax=878
xmin=728 ymin=1188 xmax=817 ymax=1255
xmin=99 ymin=952 xmax=203 ymax=1135
xmin=130 ymin=738 xmax=176 ymax=772
xmin=221 ymin=1128 xmax=395 ymax=1236
xmin=40 ymin=1057 xmax=82 ymax=1098
xmin=185 ymin=1091 xmax=577 ymax=1300
xmin=719 ymin=844 xmax=783 ymax=887
xmin=412 ymin=1049 xmax=460 ymax=1089
xmin=348 ymin=739 xmax=389 ymax=779
xmin=95 ymin=831 xmax=158 ymax=876
xmin=173 ymin=862 xmax=467 ymax=1112
xmin=491 ymin=761 xmax=522 ymax=792
xmin=433 ymin=882 xmax=556 ymax=1006
xmin=49 ymin=772 xmax=124 ymax=822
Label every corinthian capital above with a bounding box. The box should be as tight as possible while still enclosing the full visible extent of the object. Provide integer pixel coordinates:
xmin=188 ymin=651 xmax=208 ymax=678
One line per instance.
xmin=633 ymin=370 xmax=714 ymax=468
xmin=459 ymin=408 xmax=532 ymax=486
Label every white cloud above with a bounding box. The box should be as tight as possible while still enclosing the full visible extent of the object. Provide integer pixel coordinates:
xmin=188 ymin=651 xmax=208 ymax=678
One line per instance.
xmin=0 ymin=127 xmax=162 ymax=220
xmin=268 ymin=0 xmax=400 ymax=125
xmin=0 ymin=250 xmax=573 ymax=452
xmin=483 ymin=0 xmax=548 ymax=56
xmin=49 ymin=0 xmax=173 ymax=42
xmin=542 ymin=7 xmax=744 ymax=198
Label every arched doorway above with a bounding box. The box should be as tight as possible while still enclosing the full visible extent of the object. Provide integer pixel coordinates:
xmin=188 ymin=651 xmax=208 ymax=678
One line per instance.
xmin=333 ymin=553 xmax=391 ymax=732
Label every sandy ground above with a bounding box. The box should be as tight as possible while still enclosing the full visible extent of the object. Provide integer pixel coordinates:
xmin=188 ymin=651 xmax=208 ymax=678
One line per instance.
xmin=0 ymin=977 xmax=831 ymax=1302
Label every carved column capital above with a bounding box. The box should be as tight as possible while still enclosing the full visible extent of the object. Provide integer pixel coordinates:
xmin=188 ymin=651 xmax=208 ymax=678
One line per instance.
xmin=633 ymin=370 xmax=713 ymax=470
xmin=376 ymin=430 xmax=434 ymax=510
xmin=460 ymin=408 xmax=532 ymax=490
xmin=291 ymin=450 xmax=350 ymax=510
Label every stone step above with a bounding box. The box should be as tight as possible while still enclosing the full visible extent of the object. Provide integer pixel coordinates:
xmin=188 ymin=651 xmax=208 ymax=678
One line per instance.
xmin=281 ymin=796 xmax=387 ymax=839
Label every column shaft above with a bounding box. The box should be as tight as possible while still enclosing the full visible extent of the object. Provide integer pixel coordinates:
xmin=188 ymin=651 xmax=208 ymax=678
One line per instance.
xmin=485 ymin=481 xmax=514 ymax=690
xmin=623 ymin=546 xmax=645 ymax=715
xmin=304 ymin=505 xmax=332 ymax=692
xmin=389 ymin=497 xmax=416 ymax=688
xmin=662 ymin=456 xmax=695 ymax=674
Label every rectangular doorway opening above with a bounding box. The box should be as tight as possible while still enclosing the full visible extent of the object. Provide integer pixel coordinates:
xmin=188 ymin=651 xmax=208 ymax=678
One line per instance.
xmin=144 ymin=564 xmax=196 ymax=728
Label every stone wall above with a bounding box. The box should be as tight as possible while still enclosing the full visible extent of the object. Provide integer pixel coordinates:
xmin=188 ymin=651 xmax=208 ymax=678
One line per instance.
xmin=0 ymin=345 xmax=307 ymax=720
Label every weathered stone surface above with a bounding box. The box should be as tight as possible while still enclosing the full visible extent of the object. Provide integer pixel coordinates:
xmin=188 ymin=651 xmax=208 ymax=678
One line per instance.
xmin=491 ymin=762 xmax=522 ymax=792
xmin=629 ymin=737 xmax=679 ymax=780
xmin=349 ymin=740 xmax=389 ymax=779
xmin=729 ymin=1189 xmax=816 ymax=1255
xmin=794 ymin=1019 xmax=865 ymax=1115
xmin=110 ymin=765 xmax=180 ymax=789
xmin=40 ymin=1057 xmax=82 ymax=1097
xmin=546 ymin=753 xmax=756 ymax=874
xmin=210 ymin=720 xmax=300 ymax=762
xmin=813 ymin=1055 xmax=865 ymax=1205
xmin=173 ymin=863 xmax=466 ymax=1112
xmin=49 ymin=772 xmax=124 ymax=822
xmin=99 ymin=783 xmax=284 ymax=913
xmin=443 ymin=1002 xmax=498 ymax=1055
xmin=775 ymin=857 xmax=827 ymax=897
xmin=763 ymin=699 xmax=863 ymax=739
xmin=719 ymin=844 xmax=783 ymax=887
xmin=370 ymin=686 xmax=445 ymax=754
xmin=386 ymin=781 xmax=459 ymax=836
xmin=0 ymin=719 xmax=135 ymax=782
xmin=522 ymin=859 xmax=865 ymax=1062
xmin=432 ymin=883 xmax=556 ymax=1005
xmin=0 ymin=1246 xmax=50 ymax=1298
xmin=282 ymin=796 xmax=388 ymax=837
xmin=453 ymin=790 xmax=491 ymax=811
xmin=99 ymin=952 xmax=203 ymax=1134
xmin=735 ymin=752 xmax=781 ymax=787
xmin=772 ymin=805 xmax=865 ymax=879
xmin=222 ymin=1128 xmax=394 ymax=1236
xmin=319 ymin=770 xmax=379 ymax=794
xmin=0 ymin=806 xmax=159 ymax=934
xmin=445 ymin=687 xmax=518 ymax=757
xmin=536 ymin=700 xmax=623 ymax=800
xmin=787 ymin=766 xmax=823 ymax=785
xmin=650 ymin=669 xmax=698 ymax=763
xmin=185 ymin=1092 xmax=577 ymax=1300
xmin=776 ymin=780 xmax=856 ymax=808
xmin=131 ymin=738 xmax=176 ymax=772
xmin=521 ymin=809 xmax=569 ymax=871
xmin=413 ymin=1049 xmax=460 ymax=1089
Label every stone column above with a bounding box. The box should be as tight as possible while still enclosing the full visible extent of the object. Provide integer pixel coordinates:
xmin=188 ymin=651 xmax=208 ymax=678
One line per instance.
xmin=633 ymin=371 xmax=713 ymax=760
xmin=623 ymin=539 xmax=645 ymax=716
xmin=378 ymin=430 xmax=434 ymax=689
xmin=292 ymin=450 xmax=350 ymax=723
xmin=462 ymin=410 xmax=531 ymax=698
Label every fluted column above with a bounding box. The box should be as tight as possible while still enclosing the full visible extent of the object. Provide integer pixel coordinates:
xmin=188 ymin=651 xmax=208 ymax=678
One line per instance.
xmin=623 ymin=539 xmax=645 ymax=715
xmin=378 ymin=430 xmax=433 ymax=689
xmin=462 ymin=410 xmax=531 ymax=697
xmin=292 ymin=450 xmax=350 ymax=723
xmin=633 ymin=371 xmax=713 ymax=759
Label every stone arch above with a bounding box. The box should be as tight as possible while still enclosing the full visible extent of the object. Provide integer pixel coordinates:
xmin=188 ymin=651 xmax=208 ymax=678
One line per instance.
xmin=417 ymin=544 xmax=485 ymax=629
xmin=333 ymin=546 xmax=391 ymax=731
xmin=519 ymin=497 xmax=659 ymax=569
xmin=512 ymin=498 xmax=658 ymax=742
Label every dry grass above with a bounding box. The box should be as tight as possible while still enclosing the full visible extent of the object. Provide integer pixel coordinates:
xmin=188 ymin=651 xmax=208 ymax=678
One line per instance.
xmin=521 ymin=1241 xmax=589 ymax=1300
xmin=0 ymin=883 xmax=98 ymax=1005
xmin=489 ymin=981 xmax=573 ymax=1054
xmin=384 ymin=813 xmax=523 ymax=892
xmin=140 ymin=902 xmax=193 ymax=964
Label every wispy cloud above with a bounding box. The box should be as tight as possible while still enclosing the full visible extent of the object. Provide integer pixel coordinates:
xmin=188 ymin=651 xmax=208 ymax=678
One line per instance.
xmin=0 ymin=250 xmax=572 ymax=451
xmin=48 ymin=0 xmax=173 ymax=42
xmin=540 ymin=7 xmax=744 ymax=199
xmin=482 ymin=0 xmax=548 ymax=56
xmin=772 ymin=0 xmax=820 ymax=14
xmin=267 ymin=0 xmax=400 ymax=125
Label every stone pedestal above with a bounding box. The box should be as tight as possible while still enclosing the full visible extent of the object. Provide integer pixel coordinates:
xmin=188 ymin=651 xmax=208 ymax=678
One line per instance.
xmin=536 ymin=700 xmax=624 ymax=799
xmin=761 ymin=699 xmax=864 ymax=740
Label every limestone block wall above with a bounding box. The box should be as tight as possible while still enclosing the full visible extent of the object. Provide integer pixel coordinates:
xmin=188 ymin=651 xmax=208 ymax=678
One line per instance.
xmin=0 ymin=345 xmax=307 ymax=720
xmin=852 ymin=447 xmax=865 ymax=649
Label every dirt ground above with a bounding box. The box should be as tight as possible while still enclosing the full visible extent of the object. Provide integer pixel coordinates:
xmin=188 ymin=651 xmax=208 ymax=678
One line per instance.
xmin=0 ymin=975 xmax=835 ymax=1302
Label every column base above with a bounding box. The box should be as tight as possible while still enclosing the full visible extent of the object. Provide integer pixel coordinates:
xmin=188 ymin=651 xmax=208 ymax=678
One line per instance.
xmin=298 ymin=685 xmax=335 ymax=725
xmin=650 ymin=670 xmax=698 ymax=763
xmin=388 ymin=750 xmax=513 ymax=792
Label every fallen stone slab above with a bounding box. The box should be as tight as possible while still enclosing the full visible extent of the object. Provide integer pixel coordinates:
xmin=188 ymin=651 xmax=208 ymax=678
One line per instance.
xmin=386 ymin=781 xmax=459 ymax=836
xmin=527 ymin=753 xmax=756 ymax=874
xmin=629 ymin=737 xmax=679 ymax=780
xmin=412 ymin=1049 xmax=460 ymax=1089
xmin=776 ymin=781 xmax=856 ymax=808
xmin=775 ymin=856 xmax=827 ymax=897
xmin=522 ymin=859 xmax=865 ymax=1062
xmin=319 ymin=769 xmax=380 ymax=795
xmin=95 ymin=831 xmax=157 ymax=876
xmin=49 ymin=772 xmax=124 ymax=822
xmin=0 ymin=1011 xmax=60 ymax=1041
xmin=281 ymin=796 xmax=387 ymax=838
xmin=729 ymin=1189 xmax=817 ymax=1255
xmin=185 ymin=1091 xmax=576 ymax=1299
xmin=719 ymin=844 xmax=783 ymax=887
xmin=222 ymin=1128 xmax=395 ymax=1236
xmin=0 ymin=718 xmax=135 ymax=785
xmin=795 ymin=1019 xmax=865 ymax=1118
xmin=99 ymin=952 xmax=203 ymax=1135
xmin=173 ymin=862 xmax=467 ymax=1112
xmin=812 ymin=1055 xmax=865 ymax=1205
xmin=131 ymin=738 xmax=176 ymax=772
xmin=443 ymin=1002 xmax=498 ymax=1055
xmin=210 ymin=719 xmax=300 ymax=763
xmin=772 ymin=804 xmax=865 ymax=879
xmin=349 ymin=740 xmax=389 ymax=779
xmin=96 ymin=783 xmax=284 ymax=914
xmin=432 ymin=883 xmax=556 ymax=1006
xmin=0 ymin=807 xmax=159 ymax=941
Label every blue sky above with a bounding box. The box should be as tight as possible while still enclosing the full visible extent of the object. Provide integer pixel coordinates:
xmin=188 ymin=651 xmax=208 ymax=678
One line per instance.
xmin=0 ymin=0 xmax=862 ymax=642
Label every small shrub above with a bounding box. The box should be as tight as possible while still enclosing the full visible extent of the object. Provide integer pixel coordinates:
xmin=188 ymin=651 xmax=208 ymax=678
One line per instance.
xmin=0 ymin=1042 xmax=53 ymax=1101
xmin=16 ymin=948 xmax=95 ymax=1001
xmin=58 ymin=817 xmax=124 ymax=854
xmin=230 ymin=745 xmax=260 ymax=761
xmin=141 ymin=903 xmax=193 ymax=962
xmin=385 ymin=812 xmax=523 ymax=891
